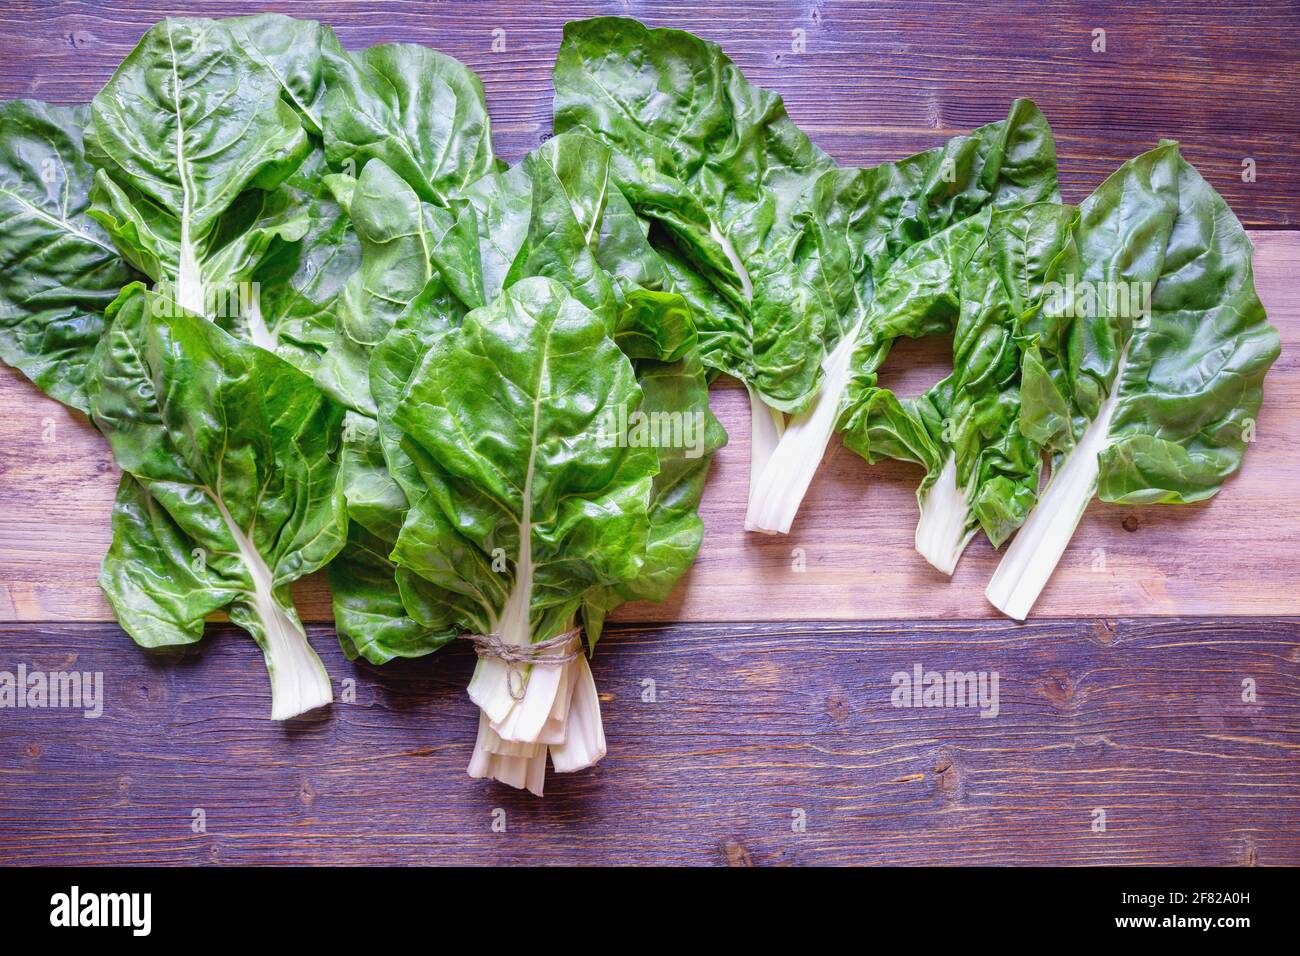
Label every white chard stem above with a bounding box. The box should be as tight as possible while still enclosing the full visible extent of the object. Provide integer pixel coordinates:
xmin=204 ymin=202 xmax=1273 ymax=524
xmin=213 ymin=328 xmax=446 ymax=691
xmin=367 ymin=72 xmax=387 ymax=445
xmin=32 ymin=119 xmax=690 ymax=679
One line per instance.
xmin=466 ymin=650 xmax=605 ymax=797
xmin=207 ymin=486 xmax=332 ymax=720
xmin=176 ymin=229 xmax=206 ymax=316
xmin=746 ymin=319 xmax=862 ymax=534
xmin=744 ymin=383 xmax=785 ymax=521
xmin=914 ymin=455 xmax=976 ymax=575
xmin=985 ymin=375 xmax=1122 ymax=620
xmin=260 ymin=597 xmax=333 ymax=721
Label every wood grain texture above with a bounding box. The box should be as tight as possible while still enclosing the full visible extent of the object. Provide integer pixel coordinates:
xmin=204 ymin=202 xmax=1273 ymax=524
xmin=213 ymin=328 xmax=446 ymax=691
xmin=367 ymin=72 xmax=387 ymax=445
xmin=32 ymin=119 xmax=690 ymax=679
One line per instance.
xmin=0 ymin=1 xmax=1297 ymax=225
xmin=0 ymin=618 xmax=1295 ymax=865
xmin=2 ymin=231 xmax=1295 ymax=623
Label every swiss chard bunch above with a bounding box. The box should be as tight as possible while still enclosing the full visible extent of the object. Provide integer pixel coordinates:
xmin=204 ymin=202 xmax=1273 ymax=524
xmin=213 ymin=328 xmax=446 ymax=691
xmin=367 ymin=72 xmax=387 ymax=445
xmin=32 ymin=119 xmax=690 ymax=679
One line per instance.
xmin=90 ymin=285 xmax=346 ymax=719
xmin=1 ymin=15 xmax=357 ymax=718
xmin=363 ymin=132 xmax=723 ymax=793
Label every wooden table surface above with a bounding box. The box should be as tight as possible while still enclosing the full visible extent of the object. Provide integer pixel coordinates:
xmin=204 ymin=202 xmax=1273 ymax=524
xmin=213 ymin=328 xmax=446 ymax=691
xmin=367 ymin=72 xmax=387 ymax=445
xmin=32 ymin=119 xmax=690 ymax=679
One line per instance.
xmin=1 ymin=0 xmax=1298 ymax=865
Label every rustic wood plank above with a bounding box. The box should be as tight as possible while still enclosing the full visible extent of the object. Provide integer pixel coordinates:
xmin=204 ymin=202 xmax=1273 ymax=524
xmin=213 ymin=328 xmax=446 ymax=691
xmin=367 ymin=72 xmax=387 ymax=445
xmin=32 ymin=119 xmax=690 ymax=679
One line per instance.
xmin=0 ymin=1 xmax=1295 ymax=225
xmin=0 ymin=618 xmax=1295 ymax=865
xmin=3 ymin=231 xmax=1296 ymax=623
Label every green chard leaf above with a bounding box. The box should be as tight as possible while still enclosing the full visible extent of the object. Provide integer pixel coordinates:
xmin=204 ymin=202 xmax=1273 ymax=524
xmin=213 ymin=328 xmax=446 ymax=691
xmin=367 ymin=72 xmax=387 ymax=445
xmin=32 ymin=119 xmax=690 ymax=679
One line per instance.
xmin=313 ymin=47 xmax=500 ymax=658
xmin=310 ymin=157 xmax=483 ymax=662
xmin=87 ymin=17 xmax=311 ymax=317
xmin=553 ymin=15 xmax=838 ymax=503
xmin=223 ymin=13 xmax=343 ymax=136
xmin=837 ymin=202 xmax=1075 ymax=572
xmin=243 ymin=147 xmax=361 ymax=376
xmin=390 ymin=276 xmax=655 ymax=641
xmin=369 ymin=133 xmax=719 ymax=648
xmin=0 ymin=100 xmax=137 ymax=413
xmin=986 ymin=143 xmax=1280 ymax=619
xmin=321 ymin=42 xmax=499 ymax=205
xmin=750 ymin=97 xmax=1060 ymax=533
xmin=314 ymin=158 xmax=468 ymax=413
xmin=88 ymin=284 xmax=346 ymax=719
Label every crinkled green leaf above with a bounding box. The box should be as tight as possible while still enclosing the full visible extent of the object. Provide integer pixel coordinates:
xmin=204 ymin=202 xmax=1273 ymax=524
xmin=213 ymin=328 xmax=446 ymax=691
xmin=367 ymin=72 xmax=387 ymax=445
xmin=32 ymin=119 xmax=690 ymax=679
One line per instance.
xmin=87 ymin=284 xmax=345 ymax=717
xmin=390 ymin=276 xmax=656 ymax=641
xmin=245 ymin=147 xmax=361 ymax=375
xmin=988 ymin=144 xmax=1279 ymax=619
xmin=838 ymin=202 xmax=1075 ymax=553
xmin=322 ymin=42 xmax=499 ymax=205
xmin=368 ymin=132 xmax=720 ymax=651
xmin=224 ymin=13 xmax=342 ymax=135
xmin=0 ymin=100 xmax=137 ymax=413
xmin=1026 ymin=143 xmax=1280 ymax=502
xmin=314 ymin=158 xmax=469 ymax=413
xmin=553 ymin=16 xmax=838 ymax=411
xmin=832 ymin=103 xmax=1062 ymax=556
xmin=87 ymin=18 xmax=311 ymax=315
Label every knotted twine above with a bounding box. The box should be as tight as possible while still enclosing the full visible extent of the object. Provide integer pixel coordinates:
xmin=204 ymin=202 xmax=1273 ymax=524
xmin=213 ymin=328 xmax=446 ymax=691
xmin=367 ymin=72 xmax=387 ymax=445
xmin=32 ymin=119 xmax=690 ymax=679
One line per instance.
xmin=459 ymin=628 xmax=583 ymax=701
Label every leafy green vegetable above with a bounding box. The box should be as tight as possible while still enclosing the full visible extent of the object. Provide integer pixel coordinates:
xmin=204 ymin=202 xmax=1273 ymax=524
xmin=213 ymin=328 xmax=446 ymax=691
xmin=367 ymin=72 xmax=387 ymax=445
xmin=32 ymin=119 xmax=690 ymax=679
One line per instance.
xmin=315 ymin=158 xmax=475 ymax=413
xmin=0 ymin=100 xmax=137 ymax=413
xmin=310 ymin=38 xmax=497 ymax=410
xmin=322 ymin=42 xmax=499 ymax=205
xmin=314 ymin=157 xmax=483 ymax=659
xmin=750 ymin=98 xmax=1060 ymax=533
xmin=986 ymin=143 xmax=1280 ymax=618
xmin=88 ymin=284 xmax=346 ymax=718
xmin=243 ymin=148 xmax=360 ymax=375
xmin=225 ymin=13 xmax=342 ymax=136
xmin=553 ymin=15 xmax=838 ymax=495
xmin=837 ymin=201 xmax=1074 ymax=572
xmin=0 ymin=20 xmax=358 ymax=718
xmin=0 ymin=11 xmax=1282 ymax=785
xmin=390 ymin=276 xmax=654 ymax=789
xmin=302 ymin=41 xmax=499 ymax=659
xmin=87 ymin=17 xmax=311 ymax=316
xmin=367 ymin=132 xmax=722 ymax=791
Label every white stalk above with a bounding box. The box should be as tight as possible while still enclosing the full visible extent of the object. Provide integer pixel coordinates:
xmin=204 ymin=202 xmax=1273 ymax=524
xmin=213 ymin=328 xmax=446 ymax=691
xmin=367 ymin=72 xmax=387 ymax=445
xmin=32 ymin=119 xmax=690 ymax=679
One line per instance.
xmin=175 ymin=228 xmax=205 ymax=315
xmin=745 ymin=382 xmax=785 ymax=518
xmin=548 ymin=654 xmax=606 ymax=773
xmin=167 ymin=21 xmax=205 ymax=318
xmin=468 ymin=712 xmax=548 ymax=795
xmin=914 ymin=455 xmax=977 ymax=575
xmin=207 ymin=487 xmax=332 ymax=720
xmin=746 ymin=317 xmax=864 ymax=534
xmin=536 ymin=661 xmax=575 ymax=745
xmin=985 ymin=361 xmax=1124 ymax=619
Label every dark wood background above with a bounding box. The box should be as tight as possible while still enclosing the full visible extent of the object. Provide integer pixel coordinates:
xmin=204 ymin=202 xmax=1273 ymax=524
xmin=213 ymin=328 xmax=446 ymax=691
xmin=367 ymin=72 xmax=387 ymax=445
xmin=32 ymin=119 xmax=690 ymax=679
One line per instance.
xmin=1 ymin=1 xmax=1298 ymax=866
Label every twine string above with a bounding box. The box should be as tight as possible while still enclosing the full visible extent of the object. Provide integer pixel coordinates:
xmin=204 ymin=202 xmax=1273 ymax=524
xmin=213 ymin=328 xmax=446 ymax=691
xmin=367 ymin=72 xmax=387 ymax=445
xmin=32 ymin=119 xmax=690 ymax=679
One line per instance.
xmin=459 ymin=629 xmax=583 ymax=701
